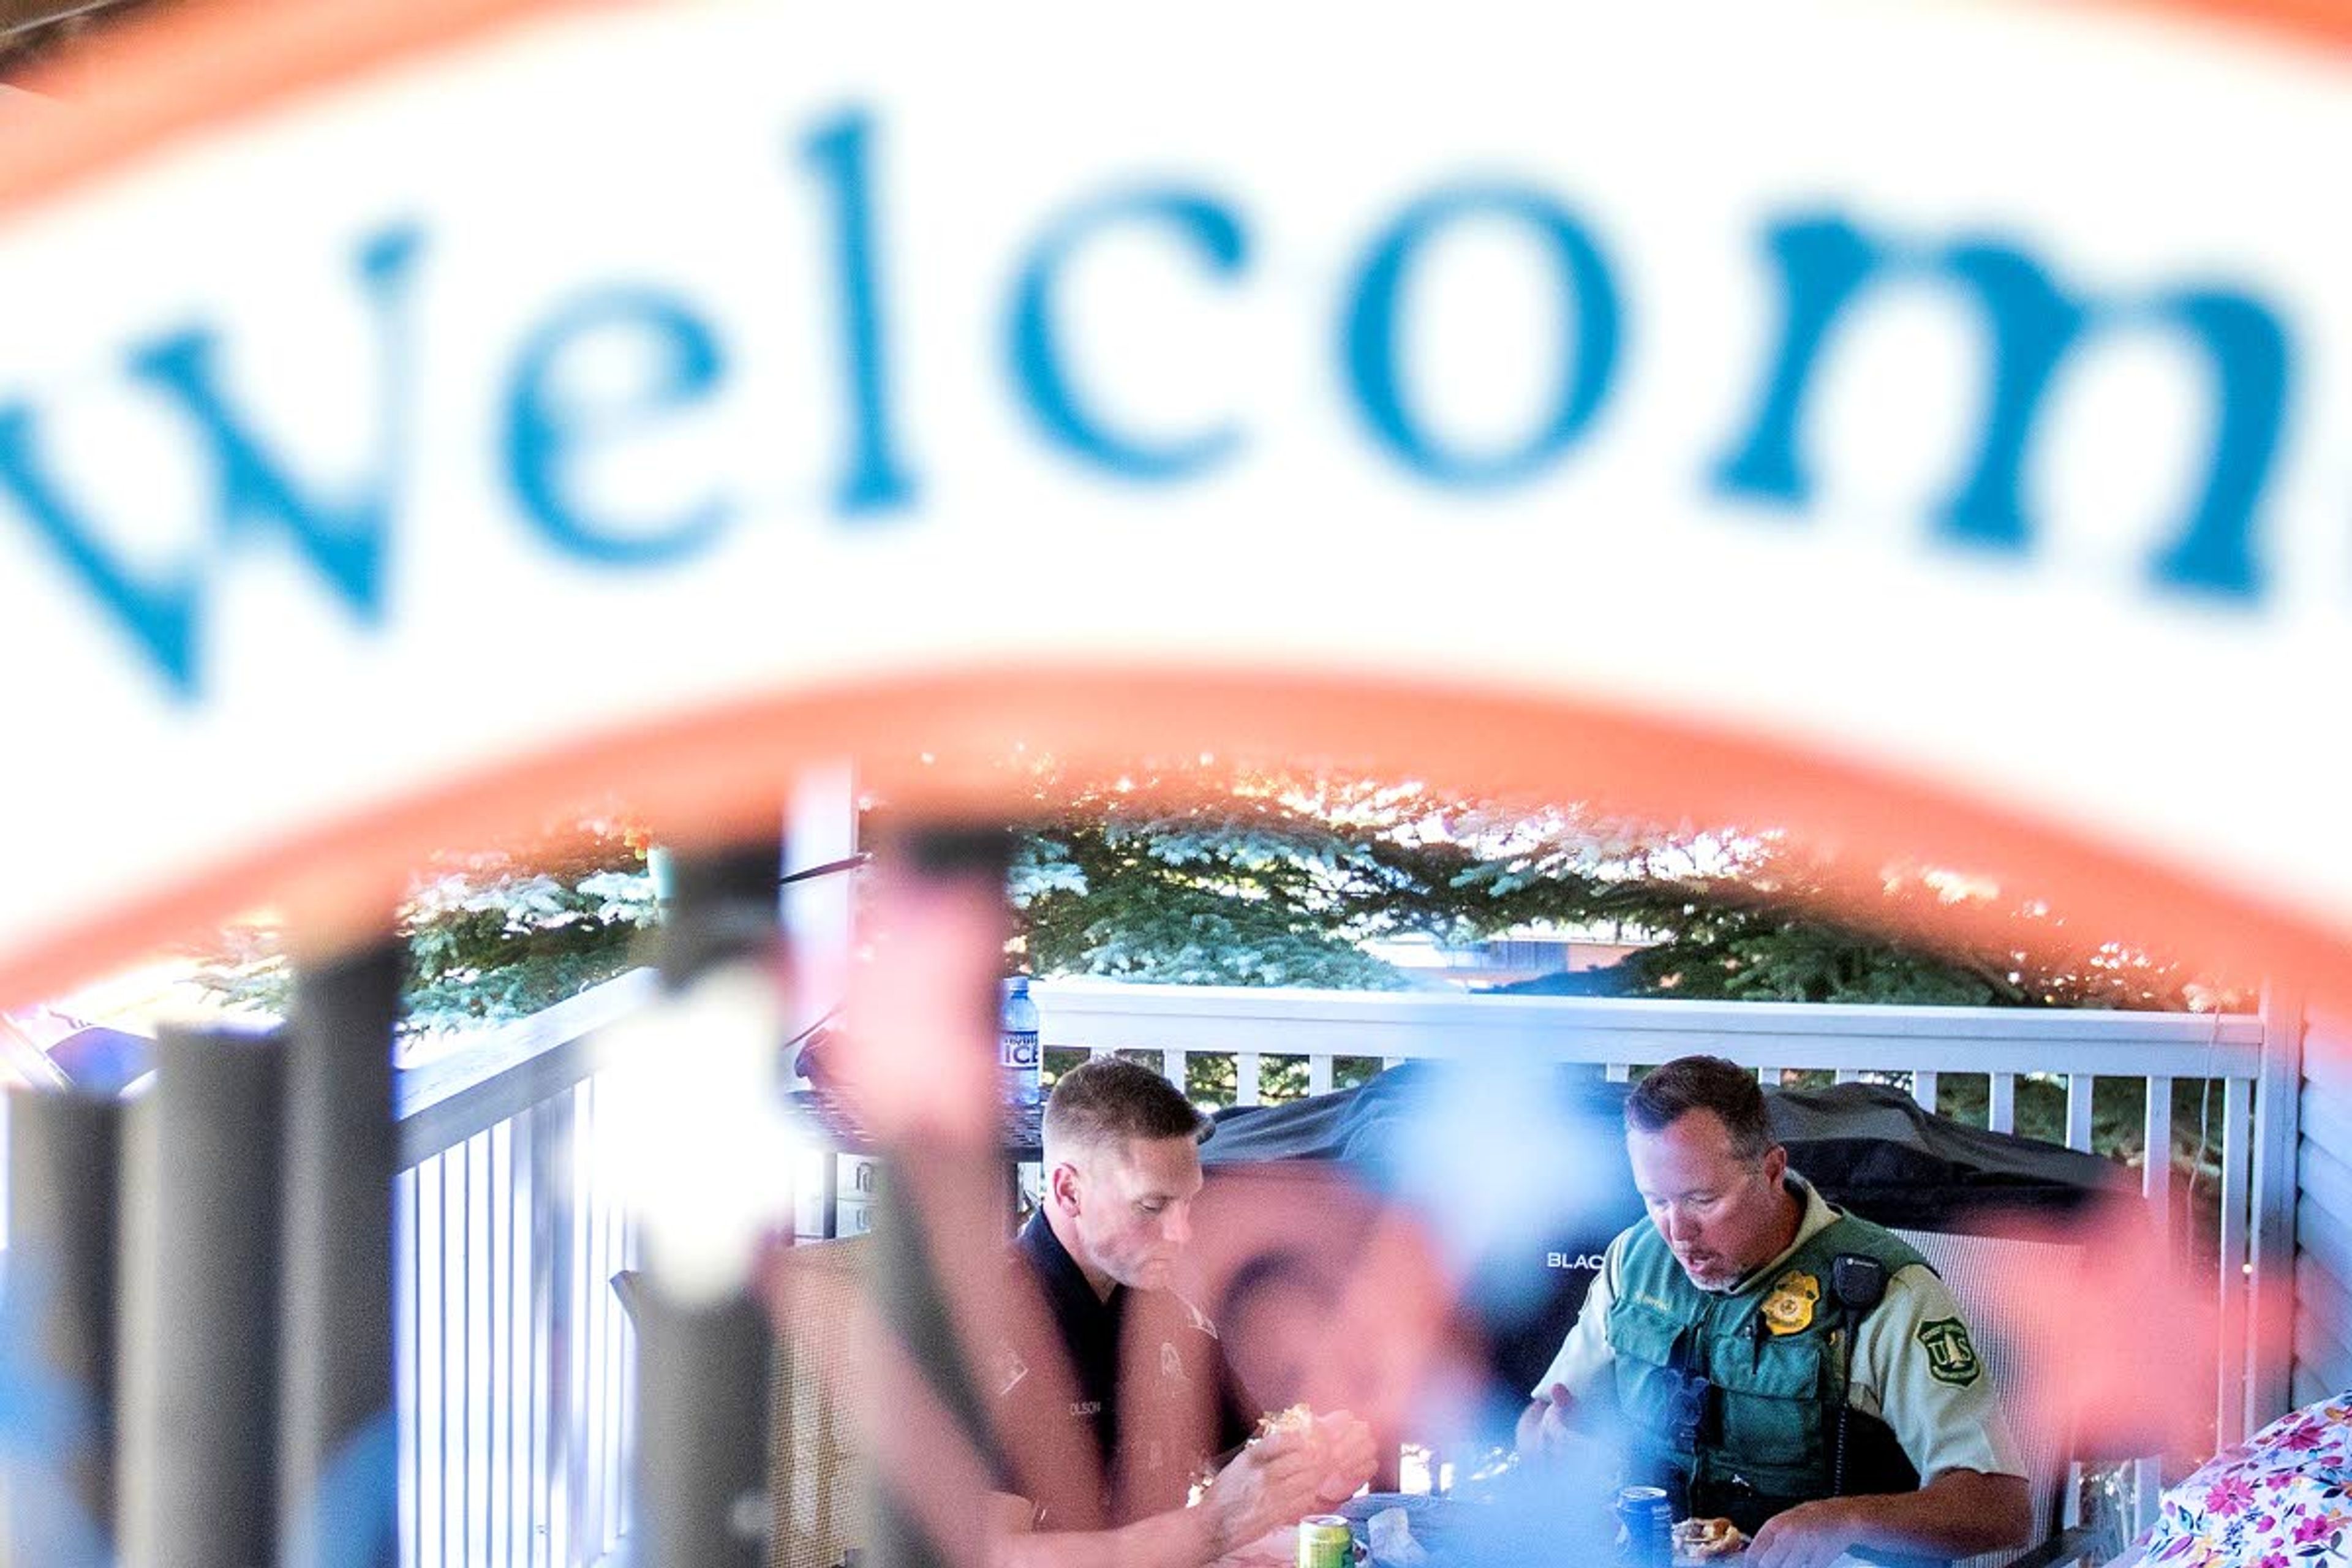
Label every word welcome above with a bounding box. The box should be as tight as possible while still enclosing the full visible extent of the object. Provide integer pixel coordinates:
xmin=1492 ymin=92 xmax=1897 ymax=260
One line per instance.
xmin=0 ymin=107 xmax=2293 ymax=698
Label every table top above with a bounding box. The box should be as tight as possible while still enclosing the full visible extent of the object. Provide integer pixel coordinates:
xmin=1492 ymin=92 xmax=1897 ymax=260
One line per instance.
xmin=1203 ymin=1498 xmax=1896 ymax=1568
xmin=1209 ymin=1525 xmax=1294 ymax=1568
xmin=788 ymin=1087 xmax=1043 ymax=1160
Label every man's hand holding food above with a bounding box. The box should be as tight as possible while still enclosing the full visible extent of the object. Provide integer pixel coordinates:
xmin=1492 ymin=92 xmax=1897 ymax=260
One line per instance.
xmin=1200 ymin=1406 xmax=1376 ymax=1555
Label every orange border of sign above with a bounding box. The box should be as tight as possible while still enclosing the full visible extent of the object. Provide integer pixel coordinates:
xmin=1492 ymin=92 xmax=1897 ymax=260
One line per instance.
xmin=0 ymin=0 xmax=2348 ymax=1012
xmin=2 ymin=0 xmax=2345 ymax=232
xmin=1 ymin=668 xmax=2347 ymax=1016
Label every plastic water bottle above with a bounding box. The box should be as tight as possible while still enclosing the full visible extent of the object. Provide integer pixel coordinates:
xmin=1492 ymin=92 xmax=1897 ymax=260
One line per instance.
xmin=1000 ymin=976 xmax=1042 ymax=1112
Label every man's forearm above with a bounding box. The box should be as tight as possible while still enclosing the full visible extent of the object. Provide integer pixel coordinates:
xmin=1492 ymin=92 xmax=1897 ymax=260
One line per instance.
xmin=1831 ymin=1469 xmax=2032 ymax=1559
xmin=988 ymin=1496 xmax=1225 ymax=1568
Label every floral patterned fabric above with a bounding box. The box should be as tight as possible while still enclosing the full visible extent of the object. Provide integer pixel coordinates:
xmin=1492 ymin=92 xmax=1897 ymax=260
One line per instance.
xmin=2141 ymin=1392 xmax=2351 ymax=1566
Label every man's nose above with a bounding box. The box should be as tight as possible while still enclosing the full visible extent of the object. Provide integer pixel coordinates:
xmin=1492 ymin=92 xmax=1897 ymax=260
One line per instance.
xmin=1664 ymin=1206 xmax=1698 ymax=1246
xmin=1163 ymin=1203 xmax=1193 ymax=1248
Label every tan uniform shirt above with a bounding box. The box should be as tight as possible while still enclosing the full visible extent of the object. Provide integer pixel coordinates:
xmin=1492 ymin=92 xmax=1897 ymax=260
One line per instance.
xmin=1532 ymin=1177 xmax=2025 ymax=1483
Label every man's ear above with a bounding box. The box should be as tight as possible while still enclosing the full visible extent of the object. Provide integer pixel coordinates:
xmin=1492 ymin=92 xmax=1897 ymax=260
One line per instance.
xmin=1049 ymin=1159 xmax=1082 ymax=1213
xmin=1762 ymin=1143 xmax=1789 ymax=1185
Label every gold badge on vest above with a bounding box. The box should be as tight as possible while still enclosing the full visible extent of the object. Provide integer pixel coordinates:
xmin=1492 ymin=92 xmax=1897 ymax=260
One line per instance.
xmin=1760 ymin=1270 xmax=1820 ymax=1336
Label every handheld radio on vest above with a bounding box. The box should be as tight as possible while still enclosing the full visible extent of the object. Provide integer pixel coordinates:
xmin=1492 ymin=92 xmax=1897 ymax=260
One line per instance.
xmin=1828 ymin=1254 xmax=1890 ymax=1496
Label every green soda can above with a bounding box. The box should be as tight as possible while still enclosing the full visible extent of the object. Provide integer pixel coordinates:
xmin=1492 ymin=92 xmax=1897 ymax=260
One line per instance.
xmin=1297 ymin=1514 xmax=1352 ymax=1568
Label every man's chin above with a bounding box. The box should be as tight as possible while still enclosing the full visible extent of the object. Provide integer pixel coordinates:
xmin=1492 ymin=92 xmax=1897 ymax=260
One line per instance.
xmin=1678 ymin=1261 xmax=1735 ymax=1291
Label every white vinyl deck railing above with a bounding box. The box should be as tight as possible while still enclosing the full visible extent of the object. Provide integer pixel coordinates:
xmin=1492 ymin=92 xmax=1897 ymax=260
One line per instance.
xmin=1033 ymin=982 xmax=2301 ymax=1441
xmin=390 ymin=974 xmax=2304 ymax=1566
xmin=394 ymin=970 xmax=657 ymax=1568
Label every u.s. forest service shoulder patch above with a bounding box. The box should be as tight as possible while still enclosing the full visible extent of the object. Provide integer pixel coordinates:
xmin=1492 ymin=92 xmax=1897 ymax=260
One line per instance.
xmin=1915 ymin=1317 xmax=1981 ymax=1385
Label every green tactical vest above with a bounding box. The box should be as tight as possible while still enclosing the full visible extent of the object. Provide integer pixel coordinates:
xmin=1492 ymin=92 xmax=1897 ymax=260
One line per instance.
xmin=1605 ymin=1197 xmax=1928 ymax=1533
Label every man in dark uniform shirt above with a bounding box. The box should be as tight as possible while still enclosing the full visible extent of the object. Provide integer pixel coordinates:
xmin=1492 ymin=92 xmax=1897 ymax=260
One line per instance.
xmin=984 ymin=1058 xmax=1374 ymax=1568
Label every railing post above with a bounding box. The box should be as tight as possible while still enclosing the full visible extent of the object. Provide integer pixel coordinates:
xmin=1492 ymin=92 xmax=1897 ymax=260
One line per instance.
xmin=2216 ymin=1072 xmax=2255 ymax=1451
xmin=630 ymin=839 xmax=783 ymax=1568
xmin=785 ymin=766 xmax=861 ymax=1242
xmin=2135 ymin=1075 xmax=2176 ymax=1535
xmin=278 ymin=940 xmax=404 ymax=1568
xmin=2142 ymin=1077 xmax=2175 ymax=1240
xmin=532 ymin=1084 xmax=576 ymax=1568
xmin=786 ymin=761 xmax=860 ymax=1085
xmin=1 ymin=1086 xmax=122 ymax=1568
xmin=2065 ymin=1074 xmax=2095 ymax=1152
xmin=132 ymin=1025 xmax=288 ymax=1568
xmin=2247 ymin=982 xmax=2302 ymax=1432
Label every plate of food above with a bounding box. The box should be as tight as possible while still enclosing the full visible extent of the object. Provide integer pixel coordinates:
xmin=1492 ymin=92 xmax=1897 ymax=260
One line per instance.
xmin=1336 ymin=1493 xmax=1463 ymax=1566
xmin=1672 ymin=1516 xmax=1749 ymax=1563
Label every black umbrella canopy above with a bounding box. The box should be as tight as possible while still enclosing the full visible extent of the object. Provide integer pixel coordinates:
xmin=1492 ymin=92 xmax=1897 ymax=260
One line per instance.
xmin=43 ymin=1025 xmax=154 ymax=1096
xmin=1202 ymin=1061 xmax=2128 ymax=1395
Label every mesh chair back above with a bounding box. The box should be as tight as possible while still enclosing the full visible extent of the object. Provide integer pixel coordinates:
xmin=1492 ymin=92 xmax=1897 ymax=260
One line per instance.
xmin=769 ymin=1236 xmax=873 ymax=1568
xmin=1891 ymin=1227 xmax=2080 ymax=1568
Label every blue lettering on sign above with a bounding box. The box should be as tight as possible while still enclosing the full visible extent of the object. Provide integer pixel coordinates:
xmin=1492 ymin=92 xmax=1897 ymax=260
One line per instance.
xmin=1709 ymin=212 xmax=2289 ymax=600
xmin=1341 ymin=184 xmax=1621 ymax=488
xmin=801 ymin=108 xmax=919 ymax=516
xmin=0 ymin=223 xmax=421 ymax=698
xmin=501 ymin=285 xmax=733 ymax=565
xmin=0 ymin=107 xmax=2312 ymax=703
xmin=1008 ymin=186 xmax=1250 ymax=480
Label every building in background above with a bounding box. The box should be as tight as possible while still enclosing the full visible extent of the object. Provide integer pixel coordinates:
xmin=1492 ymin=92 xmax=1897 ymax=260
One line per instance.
xmin=1361 ymin=924 xmax=1649 ymax=992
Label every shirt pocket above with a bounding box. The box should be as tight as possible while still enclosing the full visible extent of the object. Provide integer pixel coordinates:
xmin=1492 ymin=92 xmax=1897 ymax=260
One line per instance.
xmin=1607 ymin=1300 xmax=1695 ymax=1442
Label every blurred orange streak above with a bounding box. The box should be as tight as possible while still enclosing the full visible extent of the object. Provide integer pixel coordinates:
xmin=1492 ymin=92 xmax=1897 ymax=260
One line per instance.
xmin=804 ymin=843 xmax=1115 ymax=1534
xmin=831 ymin=852 xmax=1005 ymax=1150
xmin=2114 ymin=0 xmax=2352 ymax=56
xmin=899 ymin=1147 xmax=1117 ymax=1529
xmin=0 ymin=0 xmax=2337 ymax=244
xmin=13 ymin=669 xmax=2352 ymax=1046
xmin=848 ymin=1302 xmax=998 ymax=1568
xmin=1186 ymin=1167 xmax=1482 ymax=1458
xmin=1970 ymin=1200 xmax=2293 ymax=1466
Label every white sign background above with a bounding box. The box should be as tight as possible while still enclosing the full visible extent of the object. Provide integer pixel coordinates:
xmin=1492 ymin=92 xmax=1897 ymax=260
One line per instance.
xmin=0 ymin=0 xmax=2346 ymax=1002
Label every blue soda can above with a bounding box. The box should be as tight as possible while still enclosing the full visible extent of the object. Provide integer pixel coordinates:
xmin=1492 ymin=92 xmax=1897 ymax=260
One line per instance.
xmin=1613 ymin=1485 xmax=1673 ymax=1568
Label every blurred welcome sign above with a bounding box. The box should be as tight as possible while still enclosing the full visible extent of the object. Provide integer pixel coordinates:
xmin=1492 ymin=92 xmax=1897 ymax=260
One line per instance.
xmin=0 ymin=0 xmax=2345 ymax=1001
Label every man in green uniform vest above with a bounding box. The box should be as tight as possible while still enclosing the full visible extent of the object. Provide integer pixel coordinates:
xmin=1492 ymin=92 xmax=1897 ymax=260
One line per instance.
xmin=1517 ymin=1057 xmax=2032 ymax=1568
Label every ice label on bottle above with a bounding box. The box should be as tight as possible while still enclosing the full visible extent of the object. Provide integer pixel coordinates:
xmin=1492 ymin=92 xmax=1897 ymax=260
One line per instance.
xmin=1000 ymin=975 xmax=1042 ymax=1110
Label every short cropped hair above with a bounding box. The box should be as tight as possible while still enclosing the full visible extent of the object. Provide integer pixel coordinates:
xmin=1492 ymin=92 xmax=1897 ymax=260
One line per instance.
xmin=1625 ymin=1055 xmax=1776 ymax=1161
xmin=1043 ymin=1057 xmax=1209 ymax=1155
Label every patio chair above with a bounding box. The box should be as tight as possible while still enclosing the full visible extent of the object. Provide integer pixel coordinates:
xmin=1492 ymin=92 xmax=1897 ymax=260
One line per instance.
xmin=769 ymin=1235 xmax=872 ymax=1568
xmin=1888 ymin=1227 xmax=2111 ymax=1568
xmin=614 ymin=1239 xmax=874 ymax=1568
